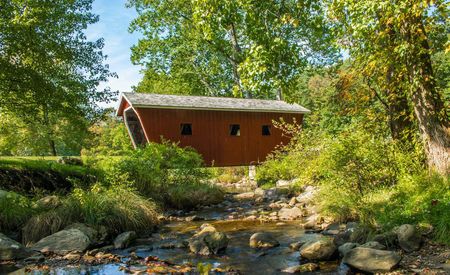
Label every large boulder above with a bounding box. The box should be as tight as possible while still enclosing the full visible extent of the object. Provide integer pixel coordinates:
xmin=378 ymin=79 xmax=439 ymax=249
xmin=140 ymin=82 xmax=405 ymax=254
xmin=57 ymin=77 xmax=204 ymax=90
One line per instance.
xmin=65 ymin=223 xmax=96 ymax=242
xmin=300 ymin=238 xmax=336 ymax=261
xmin=203 ymin=231 xmax=229 ymax=254
xmin=278 ymin=207 xmax=303 ymax=220
xmin=335 ymin=223 xmax=369 ymax=246
xmin=188 ymin=224 xmax=228 ymax=255
xmin=338 ymin=242 xmax=359 ymax=257
xmin=396 ymin=224 xmax=421 ymax=252
xmin=254 ymin=188 xmax=280 ymax=200
xmin=31 ymin=229 xmax=91 ymax=255
xmin=322 ymin=223 xmax=343 ymax=236
xmin=113 ymin=231 xmax=136 ymax=249
xmin=343 ymin=247 xmax=401 ymax=273
xmin=249 ymin=232 xmax=279 ymax=249
xmin=303 ymin=213 xmax=323 ymax=229
xmin=290 ymin=233 xmax=324 ymax=251
xmin=65 ymin=223 xmax=108 ymax=246
xmin=0 ymin=233 xmax=35 ymax=260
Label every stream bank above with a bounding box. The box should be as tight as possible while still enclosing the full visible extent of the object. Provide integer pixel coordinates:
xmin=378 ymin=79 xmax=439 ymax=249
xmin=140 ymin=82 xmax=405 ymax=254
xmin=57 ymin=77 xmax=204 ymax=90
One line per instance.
xmin=1 ymin=185 xmax=449 ymax=274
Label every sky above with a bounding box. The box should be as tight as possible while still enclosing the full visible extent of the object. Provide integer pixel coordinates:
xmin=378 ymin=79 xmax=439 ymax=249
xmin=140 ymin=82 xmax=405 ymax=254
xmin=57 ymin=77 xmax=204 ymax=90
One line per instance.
xmin=85 ymin=0 xmax=143 ymax=106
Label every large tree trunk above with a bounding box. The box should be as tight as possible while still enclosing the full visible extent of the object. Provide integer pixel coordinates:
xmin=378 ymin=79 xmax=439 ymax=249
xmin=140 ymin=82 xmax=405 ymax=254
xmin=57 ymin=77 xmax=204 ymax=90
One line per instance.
xmin=411 ymin=85 xmax=449 ymax=175
xmin=49 ymin=139 xmax=57 ymax=156
xmin=409 ymin=22 xmax=450 ymax=175
xmin=43 ymin=104 xmax=57 ymax=156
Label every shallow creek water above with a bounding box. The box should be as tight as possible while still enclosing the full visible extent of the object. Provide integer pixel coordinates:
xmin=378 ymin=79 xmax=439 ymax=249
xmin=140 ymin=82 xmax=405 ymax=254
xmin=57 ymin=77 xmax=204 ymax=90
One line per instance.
xmin=4 ymin=205 xmax=349 ymax=274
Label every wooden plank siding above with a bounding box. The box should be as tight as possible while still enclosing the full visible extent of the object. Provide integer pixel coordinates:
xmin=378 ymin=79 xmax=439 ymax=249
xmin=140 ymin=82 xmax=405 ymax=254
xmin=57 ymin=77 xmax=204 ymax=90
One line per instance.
xmin=133 ymin=107 xmax=303 ymax=166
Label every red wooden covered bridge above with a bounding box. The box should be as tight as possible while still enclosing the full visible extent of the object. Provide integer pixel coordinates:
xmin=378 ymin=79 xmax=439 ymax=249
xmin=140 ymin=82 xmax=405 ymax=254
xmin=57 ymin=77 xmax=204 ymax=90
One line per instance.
xmin=116 ymin=92 xmax=309 ymax=166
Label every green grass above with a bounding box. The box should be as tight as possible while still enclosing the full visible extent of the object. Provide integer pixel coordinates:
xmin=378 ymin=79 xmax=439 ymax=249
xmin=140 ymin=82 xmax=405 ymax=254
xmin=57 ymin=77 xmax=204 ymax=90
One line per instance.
xmin=22 ymin=184 xmax=160 ymax=244
xmin=0 ymin=190 xmax=36 ymax=233
xmin=0 ymin=156 xmax=92 ymax=176
xmin=0 ymin=157 xmax=101 ymax=195
xmin=166 ymin=182 xmax=225 ymax=210
xmin=211 ymin=166 xmax=248 ymax=184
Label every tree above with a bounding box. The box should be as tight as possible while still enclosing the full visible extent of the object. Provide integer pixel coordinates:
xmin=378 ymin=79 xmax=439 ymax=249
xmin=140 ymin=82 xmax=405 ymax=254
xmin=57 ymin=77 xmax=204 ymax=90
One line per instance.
xmin=330 ymin=0 xmax=449 ymax=175
xmin=82 ymin=111 xmax=133 ymax=156
xmin=0 ymin=0 xmax=115 ymax=155
xmin=0 ymin=112 xmax=89 ymax=156
xmin=128 ymin=0 xmax=337 ymax=99
xmin=128 ymin=0 xmax=236 ymax=97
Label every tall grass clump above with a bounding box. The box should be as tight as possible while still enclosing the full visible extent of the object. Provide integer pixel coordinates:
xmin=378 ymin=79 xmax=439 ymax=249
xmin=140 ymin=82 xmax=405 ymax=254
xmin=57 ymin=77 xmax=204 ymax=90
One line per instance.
xmin=22 ymin=182 xmax=159 ymax=244
xmin=375 ymin=173 xmax=450 ymax=244
xmin=0 ymin=190 xmax=35 ymax=234
xmin=167 ymin=182 xmax=224 ymax=209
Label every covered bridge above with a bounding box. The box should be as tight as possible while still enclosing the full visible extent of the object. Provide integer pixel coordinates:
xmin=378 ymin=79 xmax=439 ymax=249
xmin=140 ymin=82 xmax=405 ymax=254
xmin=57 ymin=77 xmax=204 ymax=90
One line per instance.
xmin=116 ymin=92 xmax=309 ymax=166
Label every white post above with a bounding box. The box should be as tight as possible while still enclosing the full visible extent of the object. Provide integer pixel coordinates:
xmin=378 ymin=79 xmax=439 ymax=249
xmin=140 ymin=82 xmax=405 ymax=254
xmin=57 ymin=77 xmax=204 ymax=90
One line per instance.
xmin=248 ymin=165 xmax=256 ymax=182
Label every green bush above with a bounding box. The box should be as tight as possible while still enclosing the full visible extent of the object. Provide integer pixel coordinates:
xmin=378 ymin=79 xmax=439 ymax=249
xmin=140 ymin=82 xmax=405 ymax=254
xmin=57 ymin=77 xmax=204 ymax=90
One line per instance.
xmin=92 ymin=141 xmax=224 ymax=209
xmin=0 ymin=190 xmax=35 ymax=233
xmin=257 ymin=122 xmax=449 ymax=244
xmin=166 ymin=182 xmax=224 ymax=209
xmin=81 ymin=115 xmax=133 ymax=156
xmin=212 ymin=167 xmax=248 ymax=184
xmin=256 ymin=127 xmax=327 ymax=186
xmin=372 ymin=173 xmax=450 ymax=244
xmin=22 ymin=183 xmax=159 ymax=244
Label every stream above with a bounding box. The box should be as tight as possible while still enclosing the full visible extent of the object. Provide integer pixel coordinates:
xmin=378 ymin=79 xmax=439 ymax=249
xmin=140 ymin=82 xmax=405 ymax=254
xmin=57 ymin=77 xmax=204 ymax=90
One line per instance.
xmin=4 ymin=194 xmax=351 ymax=274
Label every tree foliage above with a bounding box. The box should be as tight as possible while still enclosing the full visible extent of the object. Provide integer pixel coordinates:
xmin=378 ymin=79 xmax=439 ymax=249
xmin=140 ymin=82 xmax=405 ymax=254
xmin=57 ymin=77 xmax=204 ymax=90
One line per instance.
xmin=0 ymin=0 xmax=115 ymax=155
xmin=329 ymin=0 xmax=449 ymax=174
xmin=82 ymin=112 xmax=133 ymax=156
xmin=128 ymin=0 xmax=338 ymax=99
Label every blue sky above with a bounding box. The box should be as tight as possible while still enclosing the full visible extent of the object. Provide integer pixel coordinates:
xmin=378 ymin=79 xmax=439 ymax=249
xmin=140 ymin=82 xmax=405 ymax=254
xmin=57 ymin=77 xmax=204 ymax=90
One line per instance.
xmin=86 ymin=0 xmax=143 ymax=105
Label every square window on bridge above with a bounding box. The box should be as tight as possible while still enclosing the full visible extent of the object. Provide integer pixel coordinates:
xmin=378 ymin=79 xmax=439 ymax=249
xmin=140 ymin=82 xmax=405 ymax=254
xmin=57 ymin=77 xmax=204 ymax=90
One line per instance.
xmin=180 ymin=123 xmax=192 ymax=135
xmin=262 ymin=125 xmax=271 ymax=136
xmin=229 ymin=124 xmax=240 ymax=136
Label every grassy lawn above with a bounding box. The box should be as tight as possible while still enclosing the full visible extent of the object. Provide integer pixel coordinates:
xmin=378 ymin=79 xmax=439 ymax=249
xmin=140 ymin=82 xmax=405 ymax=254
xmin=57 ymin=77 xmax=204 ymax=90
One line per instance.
xmin=0 ymin=156 xmax=91 ymax=176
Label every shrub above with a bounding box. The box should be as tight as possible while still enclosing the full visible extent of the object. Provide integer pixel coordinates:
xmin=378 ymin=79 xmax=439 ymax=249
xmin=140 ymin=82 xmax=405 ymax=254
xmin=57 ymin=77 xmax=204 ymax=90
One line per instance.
xmin=257 ymin=122 xmax=449 ymax=244
xmin=167 ymin=182 xmax=225 ymax=209
xmin=212 ymin=167 xmax=248 ymax=184
xmin=256 ymin=126 xmax=327 ymax=186
xmin=22 ymin=183 xmax=159 ymax=244
xmin=0 ymin=190 xmax=35 ymax=233
xmin=106 ymin=141 xmax=205 ymax=194
xmin=372 ymin=173 xmax=450 ymax=244
xmin=89 ymin=141 xmax=224 ymax=209
xmin=81 ymin=115 xmax=133 ymax=156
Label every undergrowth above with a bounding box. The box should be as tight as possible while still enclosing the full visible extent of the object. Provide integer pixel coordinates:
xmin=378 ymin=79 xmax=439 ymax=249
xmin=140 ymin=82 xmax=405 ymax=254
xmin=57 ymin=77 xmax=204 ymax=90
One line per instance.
xmin=3 ymin=141 xmax=224 ymax=244
xmin=22 ymin=183 xmax=159 ymax=244
xmin=0 ymin=190 xmax=35 ymax=234
xmin=257 ymin=122 xmax=450 ymax=244
xmin=89 ymin=141 xmax=224 ymax=209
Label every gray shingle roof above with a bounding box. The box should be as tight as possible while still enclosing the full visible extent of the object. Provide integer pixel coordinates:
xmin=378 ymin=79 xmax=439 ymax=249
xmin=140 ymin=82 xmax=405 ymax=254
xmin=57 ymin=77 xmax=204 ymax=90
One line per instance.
xmin=120 ymin=92 xmax=310 ymax=114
